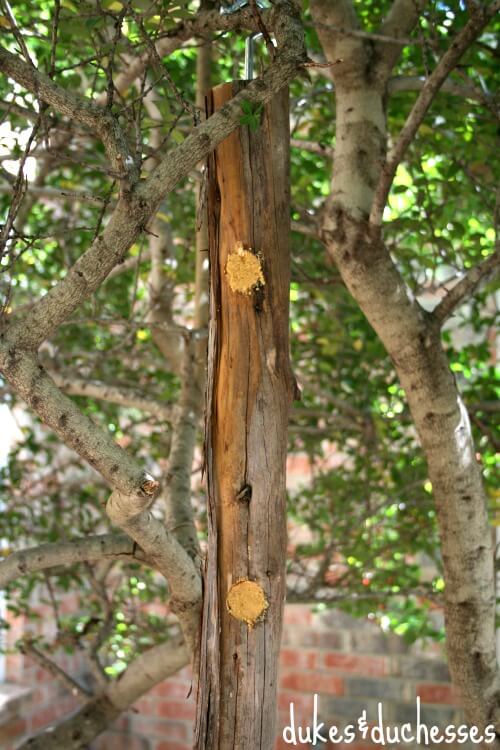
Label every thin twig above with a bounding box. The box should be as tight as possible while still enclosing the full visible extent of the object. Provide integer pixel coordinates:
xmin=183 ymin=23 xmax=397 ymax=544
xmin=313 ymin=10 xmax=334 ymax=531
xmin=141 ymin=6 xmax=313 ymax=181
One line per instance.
xmin=433 ymin=249 xmax=500 ymax=324
xmin=20 ymin=638 xmax=91 ymax=699
xmin=248 ymin=0 xmax=275 ymax=60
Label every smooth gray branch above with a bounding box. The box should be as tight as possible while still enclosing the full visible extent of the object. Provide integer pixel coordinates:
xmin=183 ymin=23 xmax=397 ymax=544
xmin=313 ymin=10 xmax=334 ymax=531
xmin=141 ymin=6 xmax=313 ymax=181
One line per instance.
xmin=0 ymin=534 xmax=145 ymax=588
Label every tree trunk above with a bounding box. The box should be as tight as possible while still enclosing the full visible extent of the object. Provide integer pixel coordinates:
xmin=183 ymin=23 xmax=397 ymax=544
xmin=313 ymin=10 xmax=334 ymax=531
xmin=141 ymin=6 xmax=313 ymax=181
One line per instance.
xmin=309 ymin=0 xmax=500 ymax=734
xmin=195 ymin=81 xmax=294 ymax=750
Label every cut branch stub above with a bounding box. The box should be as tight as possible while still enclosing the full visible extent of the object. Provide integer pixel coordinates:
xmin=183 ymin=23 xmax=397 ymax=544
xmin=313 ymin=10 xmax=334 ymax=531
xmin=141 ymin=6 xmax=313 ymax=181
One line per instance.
xmin=195 ymin=81 xmax=293 ymax=750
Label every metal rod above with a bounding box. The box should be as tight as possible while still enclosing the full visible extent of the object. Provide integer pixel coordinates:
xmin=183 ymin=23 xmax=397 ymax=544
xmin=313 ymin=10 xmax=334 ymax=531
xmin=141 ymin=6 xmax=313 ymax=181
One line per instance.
xmin=244 ymin=33 xmax=262 ymax=80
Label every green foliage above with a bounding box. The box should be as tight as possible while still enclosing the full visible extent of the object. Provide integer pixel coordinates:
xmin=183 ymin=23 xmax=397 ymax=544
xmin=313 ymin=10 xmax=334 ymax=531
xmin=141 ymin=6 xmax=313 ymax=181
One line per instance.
xmin=0 ymin=0 xmax=498 ymax=673
xmin=239 ymin=99 xmax=264 ymax=131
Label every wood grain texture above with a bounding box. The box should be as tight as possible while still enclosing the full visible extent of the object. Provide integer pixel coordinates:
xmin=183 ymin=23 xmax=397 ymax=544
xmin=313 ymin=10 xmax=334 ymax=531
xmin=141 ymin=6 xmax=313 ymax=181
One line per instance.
xmin=195 ymin=81 xmax=293 ymax=750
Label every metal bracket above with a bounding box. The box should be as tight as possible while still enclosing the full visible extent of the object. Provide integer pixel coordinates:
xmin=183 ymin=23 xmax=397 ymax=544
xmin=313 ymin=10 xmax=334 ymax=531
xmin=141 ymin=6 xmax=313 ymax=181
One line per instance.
xmin=219 ymin=0 xmax=271 ymax=80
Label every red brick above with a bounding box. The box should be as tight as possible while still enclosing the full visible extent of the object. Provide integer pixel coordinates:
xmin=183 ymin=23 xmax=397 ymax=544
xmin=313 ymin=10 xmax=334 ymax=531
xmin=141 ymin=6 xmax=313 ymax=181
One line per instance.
xmin=131 ymin=716 xmax=189 ymax=741
xmin=280 ymin=671 xmax=344 ymax=695
xmin=0 ymin=717 xmax=27 ymax=742
xmin=278 ymin=691 xmax=316 ymax=713
xmin=156 ymin=699 xmax=196 ymax=721
xmin=274 ymin=739 xmax=314 ymax=750
xmin=34 ymin=668 xmax=51 ymax=682
xmin=151 ymin=680 xmax=193 ymax=699
xmin=154 ymin=743 xmax=191 ymax=750
xmin=92 ymin=731 xmax=129 ymax=749
xmin=284 ymin=607 xmax=313 ymax=626
xmin=322 ymin=653 xmax=387 ymax=676
xmin=417 ymin=682 xmax=460 ymax=704
xmin=113 ymin=714 xmax=129 ymax=731
xmin=176 ymin=667 xmax=193 ymax=681
xmin=133 ymin=696 xmax=154 ymax=714
xmin=279 ymin=648 xmax=317 ymax=669
xmin=5 ymin=653 xmax=23 ymax=673
xmin=29 ymin=704 xmax=60 ymax=731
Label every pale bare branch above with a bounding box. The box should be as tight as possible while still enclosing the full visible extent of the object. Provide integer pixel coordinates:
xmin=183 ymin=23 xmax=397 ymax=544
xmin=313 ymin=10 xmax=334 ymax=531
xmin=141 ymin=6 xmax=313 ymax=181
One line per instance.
xmin=50 ymin=373 xmax=174 ymax=421
xmin=312 ymin=21 xmax=413 ymax=46
xmin=0 ymin=534 xmax=144 ymax=588
xmin=291 ymin=138 xmax=334 ymax=157
xmin=107 ymin=247 xmax=152 ymax=279
xmin=146 ymin=207 xmax=185 ymax=375
xmin=374 ymin=0 xmax=423 ymax=78
xmin=163 ymin=343 xmax=202 ymax=561
xmin=388 ymin=74 xmax=496 ymax=103
xmin=291 ymin=219 xmax=320 ymax=238
xmin=108 ymin=638 xmax=189 ymax=709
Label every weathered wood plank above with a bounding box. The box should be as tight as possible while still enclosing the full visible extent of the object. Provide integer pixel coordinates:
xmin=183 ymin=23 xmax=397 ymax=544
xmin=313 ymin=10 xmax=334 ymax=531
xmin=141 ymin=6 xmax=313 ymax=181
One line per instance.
xmin=195 ymin=81 xmax=293 ymax=750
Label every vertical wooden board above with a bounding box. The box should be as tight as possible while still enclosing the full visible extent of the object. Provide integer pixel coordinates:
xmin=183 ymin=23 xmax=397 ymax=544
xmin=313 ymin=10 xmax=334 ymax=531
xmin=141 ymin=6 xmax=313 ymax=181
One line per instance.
xmin=195 ymin=81 xmax=293 ymax=750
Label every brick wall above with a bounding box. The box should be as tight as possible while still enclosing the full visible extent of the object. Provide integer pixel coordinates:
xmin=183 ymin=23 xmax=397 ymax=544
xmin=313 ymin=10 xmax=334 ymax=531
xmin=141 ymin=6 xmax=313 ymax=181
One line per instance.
xmin=0 ymin=601 xmax=90 ymax=749
xmin=1 ymin=603 xmax=477 ymax=750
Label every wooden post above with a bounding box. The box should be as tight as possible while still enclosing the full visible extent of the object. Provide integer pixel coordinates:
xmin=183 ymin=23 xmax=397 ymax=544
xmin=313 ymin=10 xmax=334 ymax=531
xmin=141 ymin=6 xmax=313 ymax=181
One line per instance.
xmin=195 ymin=82 xmax=294 ymax=750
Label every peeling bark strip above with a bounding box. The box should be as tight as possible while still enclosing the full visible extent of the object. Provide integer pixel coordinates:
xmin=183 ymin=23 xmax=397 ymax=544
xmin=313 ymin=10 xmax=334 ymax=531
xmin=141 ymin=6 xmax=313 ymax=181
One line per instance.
xmin=195 ymin=82 xmax=293 ymax=750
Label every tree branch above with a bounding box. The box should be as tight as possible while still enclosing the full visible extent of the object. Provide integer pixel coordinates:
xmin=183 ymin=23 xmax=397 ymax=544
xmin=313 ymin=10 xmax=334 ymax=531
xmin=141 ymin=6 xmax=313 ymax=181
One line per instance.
xmin=163 ymin=342 xmax=202 ymax=561
xmin=50 ymin=373 xmax=174 ymax=421
xmin=99 ymin=6 xmax=269 ymax=102
xmin=374 ymin=0 xmax=423 ymax=78
xmin=1 ymin=0 xmax=305 ymax=353
xmin=370 ymin=0 xmax=500 ymax=225
xmin=388 ymin=74 xmax=495 ymax=102
xmin=18 ymin=639 xmax=188 ymax=750
xmin=107 ymin=638 xmax=189 ymax=709
xmin=107 ymin=247 xmax=152 ymax=279
xmin=0 ymin=45 xmax=136 ymax=182
xmin=433 ymin=248 xmax=500 ymax=324
xmin=0 ymin=350 xmax=201 ymax=651
xmin=20 ymin=638 xmax=91 ymax=700
xmin=0 ymin=182 xmax=107 ymax=204
xmin=290 ymin=138 xmax=334 ymax=157
xmin=0 ymin=353 xmax=153 ymax=493
xmin=0 ymin=534 xmax=146 ymax=588
xmin=19 ymin=696 xmax=120 ymax=750
xmin=145 ymin=199 xmax=185 ymax=374
xmin=291 ymin=219 xmax=321 ymax=239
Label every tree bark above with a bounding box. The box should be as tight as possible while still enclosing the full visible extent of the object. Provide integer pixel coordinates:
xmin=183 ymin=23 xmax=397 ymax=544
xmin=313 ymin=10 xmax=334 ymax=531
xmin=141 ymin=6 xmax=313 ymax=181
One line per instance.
xmin=195 ymin=82 xmax=294 ymax=750
xmin=311 ymin=0 xmax=500 ymax=739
